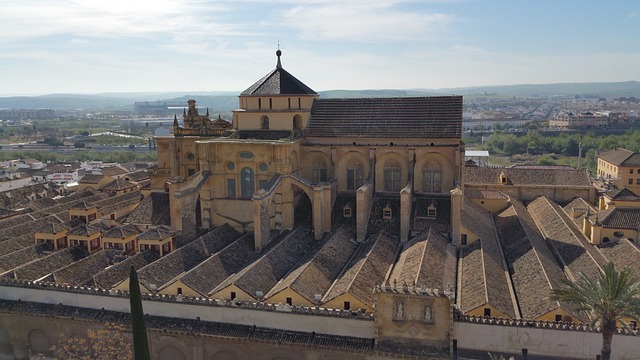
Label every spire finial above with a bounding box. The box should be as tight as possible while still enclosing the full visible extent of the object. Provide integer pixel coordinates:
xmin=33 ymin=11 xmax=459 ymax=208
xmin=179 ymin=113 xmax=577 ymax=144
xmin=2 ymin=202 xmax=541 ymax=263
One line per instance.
xmin=276 ymin=43 xmax=282 ymax=69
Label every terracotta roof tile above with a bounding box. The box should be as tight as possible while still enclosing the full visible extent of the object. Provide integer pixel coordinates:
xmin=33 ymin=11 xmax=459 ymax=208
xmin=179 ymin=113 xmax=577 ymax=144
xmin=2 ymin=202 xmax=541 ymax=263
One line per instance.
xmin=126 ymin=192 xmax=170 ymax=226
xmin=53 ymin=249 xmax=119 ymax=286
xmin=92 ymin=250 xmax=160 ymax=289
xmin=494 ymin=201 xmax=567 ymax=319
xmin=527 ymin=197 xmax=605 ymax=282
xmin=266 ymin=224 xmax=359 ymax=304
xmin=212 ymin=226 xmax=316 ymax=299
xmin=389 ymin=227 xmax=455 ymax=291
xmin=323 ymin=231 xmax=398 ymax=306
xmin=459 ymin=200 xmax=516 ymax=317
xmin=306 ymin=97 xmax=462 ymax=139
xmin=465 ymin=167 xmax=591 ymax=186
xmin=6 ymin=246 xmax=89 ymax=281
xmin=175 ymin=234 xmax=257 ymax=297
xmin=137 ymin=225 xmax=241 ymax=291
xmin=598 ymin=148 xmax=640 ymax=166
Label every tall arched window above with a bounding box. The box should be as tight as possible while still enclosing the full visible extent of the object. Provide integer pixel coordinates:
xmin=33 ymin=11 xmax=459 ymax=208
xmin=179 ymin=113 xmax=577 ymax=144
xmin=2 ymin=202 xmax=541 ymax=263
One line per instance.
xmin=383 ymin=159 xmax=402 ymax=191
xmin=240 ymin=167 xmax=254 ymax=197
xmin=293 ymin=114 xmax=303 ymax=130
xmin=261 ymin=116 xmax=269 ymax=129
xmin=312 ymin=158 xmax=328 ymax=183
xmin=346 ymin=158 xmax=364 ymax=190
xmin=423 ymin=160 xmax=442 ymax=193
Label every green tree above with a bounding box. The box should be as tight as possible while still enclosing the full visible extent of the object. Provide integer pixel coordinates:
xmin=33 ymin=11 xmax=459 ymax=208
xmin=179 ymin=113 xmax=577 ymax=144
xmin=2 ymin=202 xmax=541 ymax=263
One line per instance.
xmin=129 ymin=265 xmax=151 ymax=360
xmin=550 ymin=262 xmax=640 ymax=360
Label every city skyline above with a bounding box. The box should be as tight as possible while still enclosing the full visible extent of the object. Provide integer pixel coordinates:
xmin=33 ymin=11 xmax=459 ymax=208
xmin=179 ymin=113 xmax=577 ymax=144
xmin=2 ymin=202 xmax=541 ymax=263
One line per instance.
xmin=1 ymin=0 xmax=639 ymax=95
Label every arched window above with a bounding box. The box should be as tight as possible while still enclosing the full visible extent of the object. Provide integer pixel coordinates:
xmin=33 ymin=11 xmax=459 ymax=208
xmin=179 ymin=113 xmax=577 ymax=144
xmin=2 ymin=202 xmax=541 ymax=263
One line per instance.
xmin=240 ymin=167 xmax=254 ymax=197
xmin=423 ymin=160 xmax=442 ymax=193
xmin=346 ymin=158 xmax=364 ymax=190
xmin=312 ymin=157 xmax=328 ymax=183
xmin=261 ymin=116 xmax=269 ymax=129
xmin=383 ymin=159 xmax=402 ymax=191
xmin=293 ymin=114 xmax=303 ymax=130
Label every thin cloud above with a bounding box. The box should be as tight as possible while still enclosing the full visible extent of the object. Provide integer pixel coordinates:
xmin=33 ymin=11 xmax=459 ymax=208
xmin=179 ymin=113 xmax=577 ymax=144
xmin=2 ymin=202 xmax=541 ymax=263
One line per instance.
xmin=281 ymin=2 xmax=455 ymax=42
xmin=0 ymin=0 xmax=238 ymax=42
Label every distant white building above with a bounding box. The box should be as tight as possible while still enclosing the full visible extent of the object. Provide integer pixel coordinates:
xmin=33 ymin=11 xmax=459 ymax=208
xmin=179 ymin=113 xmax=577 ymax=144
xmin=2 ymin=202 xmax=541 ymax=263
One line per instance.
xmin=465 ymin=150 xmax=490 ymax=167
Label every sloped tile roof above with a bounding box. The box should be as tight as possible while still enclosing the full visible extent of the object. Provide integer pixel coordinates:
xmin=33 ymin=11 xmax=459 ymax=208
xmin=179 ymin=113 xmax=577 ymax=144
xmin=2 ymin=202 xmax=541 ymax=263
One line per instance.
xmin=598 ymin=148 xmax=640 ymax=166
xmin=8 ymin=246 xmax=89 ymax=281
xmin=0 ymin=235 xmax=35 ymax=258
xmin=175 ymin=234 xmax=257 ymax=297
xmin=212 ymin=226 xmax=316 ymax=298
xmin=241 ymin=56 xmax=317 ymax=96
xmin=126 ymin=170 xmax=149 ymax=182
xmin=91 ymin=250 xmax=160 ymax=289
xmin=464 ymin=188 xmax=508 ymax=200
xmin=0 ymin=243 xmax=54 ymax=274
xmin=103 ymin=224 xmax=141 ymax=239
xmin=465 ymin=167 xmax=591 ymax=186
xmin=68 ymin=223 xmax=103 ymax=237
xmin=323 ymin=231 xmax=398 ymax=306
xmin=126 ymin=192 xmax=170 ymax=226
xmin=388 ymin=227 xmax=455 ymax=291
xmin=35 ymin=221 xmax=69 ymax=234
xmin=137 ymin=225 xmax=172 ymax=241
xmin=597 ymin=239 xmax=640 ymax=278
xmin=266 ymin=224 xmax=359 ymax=304
xmin=306 ymin=97 xmax=462 ymax=139
xmin=53 ymin=249 xmax=119 ymax=286
xmin=494 ymin=201 xmax=567 ymax=319
xmin=459 ymin=200 xmax=516 ymax=317
xmin=137 ymin=225 xmax=241 ymax=291
xmin=527 ymin=196 xmax=605 ymax=282
xmin=604 ymin=187 xmax=640 ymax=201
xmin=562 ymin=197 xmax=597 ymax=227
xmin=79 ymin=174 xmax=105 ymax=184
xmin=597 ymin=207 xmax=640 ymax=229
xmin=101 ymin=178 xmax=137 ymax=191
xmin=100 ymin=165 xmax=130 ymax=177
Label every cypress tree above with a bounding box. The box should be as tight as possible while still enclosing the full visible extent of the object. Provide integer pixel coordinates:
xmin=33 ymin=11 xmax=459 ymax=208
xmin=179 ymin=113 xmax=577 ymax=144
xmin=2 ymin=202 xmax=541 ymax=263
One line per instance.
xmin=129 ymin=265 xmax=151 ymax=360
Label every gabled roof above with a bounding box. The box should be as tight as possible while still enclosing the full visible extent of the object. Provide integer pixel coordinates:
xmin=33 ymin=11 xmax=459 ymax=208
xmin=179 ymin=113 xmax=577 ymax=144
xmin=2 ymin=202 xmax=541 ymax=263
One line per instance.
xmin=527 ymin=196 xmax=605 ymax=282
xmin=266 ymin=225 xmax=359 ymax=304
xmin=388 ymin=227 xmax=455 ymax=291
xmin=604 ymin=187 xmax=640 ymax=201
xmin=103 ymin=224 xmax=141 ymax=239
xmin=126 ymin=192 xmax=170 ymax=226
xmin=67 ymin=223 xmax=103 ymax=237
xmin=241 ymin=51 xmax=317 ymax=96
xmin=79 ymin=174 xmax=105 ymax=184
xmin=494 ymin=201 xmax=568 ymax=319
xmin=465 ymin=167 xmax=591 ymax=187
xmin=595 ymin=207 xmax=640 ymax=229
xmin=35 ymin=222 xmax=69 ymax=234
xmin=598 ymin=148 xmax=640 ymax=166
xmin=100 ymin=165 xmax=130 ymax=177
xmin=322 ymin=231 xmax=398 ymax=306
xmin=174 ymin=234 xmax=257 ymax=297
xmin=137 ymin=225 xmax=172 ymax=241
xmin=92 ymin=250 xmax=160 ymax=289
xmin=459 ymin=201 xmax=516 ymax=318
xmin=53 ymin=249 xmax=119 ymax=286
xmin=306 ymin=96 xmax=462 ymax=139
xmin=101 ymin=178 xmax=137 ymax=191
xmin=137 ymin=225 xmax=241 ymax=291
xmin=211 ymin=226 xmax=316 ymax=298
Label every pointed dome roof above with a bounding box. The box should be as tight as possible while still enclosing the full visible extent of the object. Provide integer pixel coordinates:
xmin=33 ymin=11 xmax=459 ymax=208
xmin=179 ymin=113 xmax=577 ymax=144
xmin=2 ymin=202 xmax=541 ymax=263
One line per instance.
xmin=241 ymin=50 xmax=317 ymax=96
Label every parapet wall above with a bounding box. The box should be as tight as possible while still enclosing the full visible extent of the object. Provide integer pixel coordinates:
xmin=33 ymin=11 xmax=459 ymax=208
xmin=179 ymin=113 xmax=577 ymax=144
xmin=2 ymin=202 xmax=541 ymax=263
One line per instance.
xmin=0 ymin=279 xmax=375 ymax=339
xmin=454 ymin=312 xmax=639 ymax=359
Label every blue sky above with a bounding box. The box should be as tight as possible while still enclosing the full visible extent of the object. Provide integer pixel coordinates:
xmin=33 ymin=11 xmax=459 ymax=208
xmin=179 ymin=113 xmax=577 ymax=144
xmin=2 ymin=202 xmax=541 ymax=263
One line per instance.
xmin=1 ymin=0 xmax=638 ymax=95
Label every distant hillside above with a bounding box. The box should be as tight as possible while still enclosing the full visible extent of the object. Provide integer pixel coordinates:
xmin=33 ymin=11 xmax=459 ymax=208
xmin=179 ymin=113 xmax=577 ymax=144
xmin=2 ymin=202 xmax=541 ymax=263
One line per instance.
xmin=1 ymin=82 xmax=638 ymax=111
xmin=434 ymin=81 xmax=640 ymax=98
